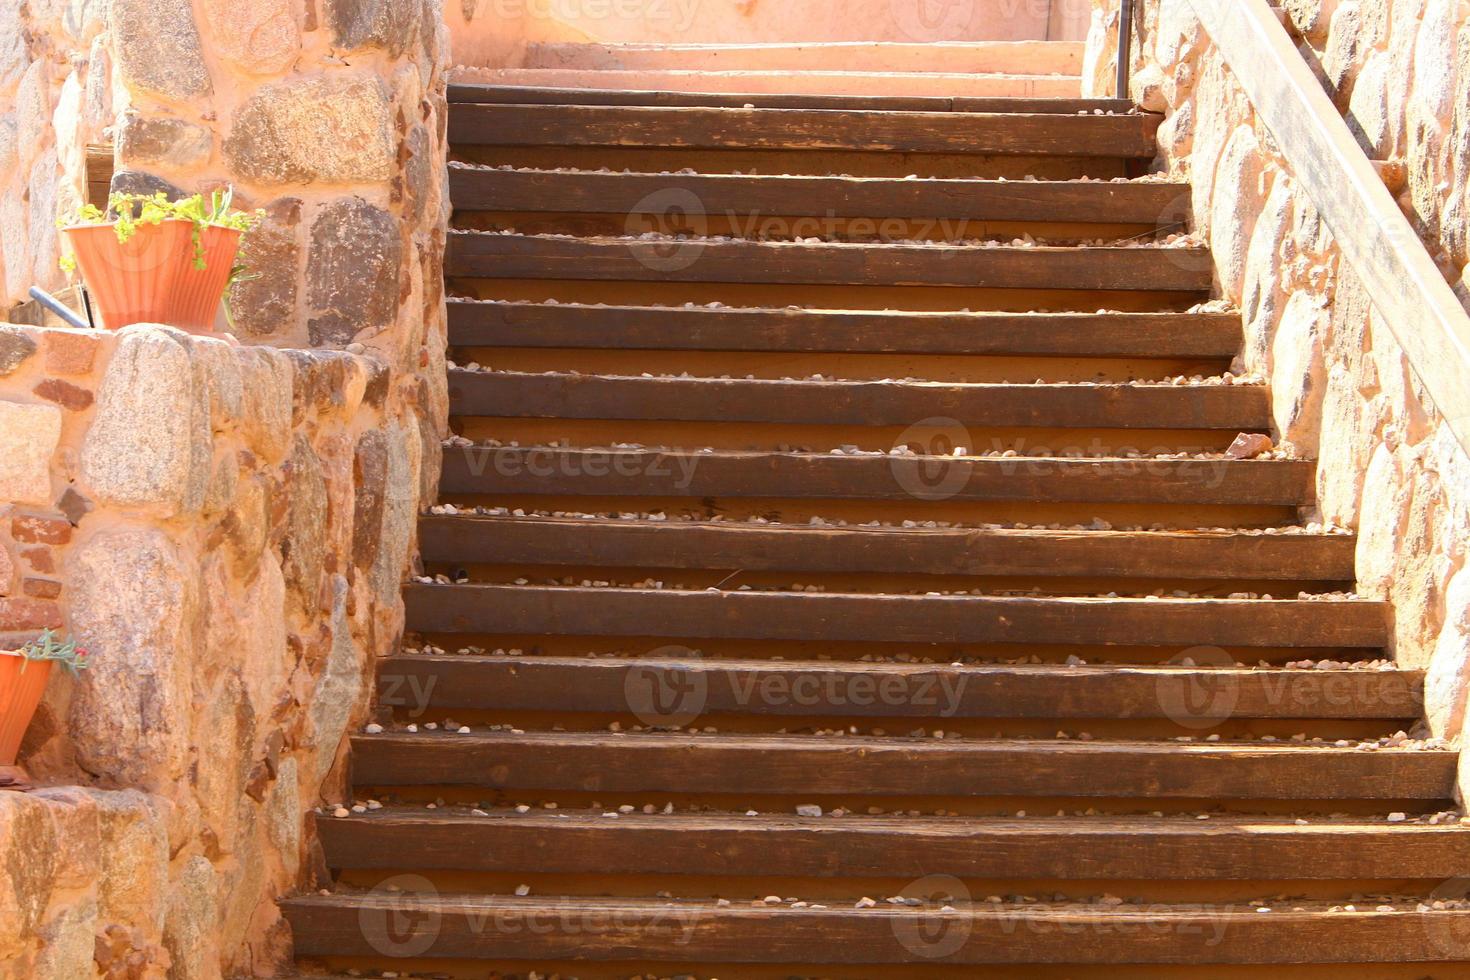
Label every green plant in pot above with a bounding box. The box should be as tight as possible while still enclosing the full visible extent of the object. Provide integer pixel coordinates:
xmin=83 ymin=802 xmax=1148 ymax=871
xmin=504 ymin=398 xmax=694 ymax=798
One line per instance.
xmin=0 ymin=630 xmax=89 ymax=785
xmin=61 ymin=189 xmax=262 ymax=333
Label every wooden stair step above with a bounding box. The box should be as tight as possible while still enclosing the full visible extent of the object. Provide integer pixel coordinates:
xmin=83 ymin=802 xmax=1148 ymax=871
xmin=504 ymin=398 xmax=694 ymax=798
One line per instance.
xmin=447 ymin=233 xmax=1213 ymax=292
xmin=448 ymin=103 xmax=1161 ymax=157
xmin=449 ymin=164 xmax=1184 ymax=224
xmin=447 ymin=301 xmax=1245 ymax=358
xmin=283 ymin=892 xmax=1470 ymax=963
xmin=448 ymin=371 xmax=1270 ymax=430
xmin=352 ymin=731 xmax=1453 ymax=799
xmin=418 ymin=516 xmax=1357 ymax=581
xmin=446 ymin=83 xmax=1105 ymax=112
xmin=439 ymin=447 xmax=1317 ymax=505
xmin=317 ymin=809 xmax=1470 ymax=879
xmin=519 ymin=40 xmax=1087 ymax=77
xmin=378 ymin=655 xmax=1422 ymax=719
xmin=403 ymin=585 xmax=1388 ymax=648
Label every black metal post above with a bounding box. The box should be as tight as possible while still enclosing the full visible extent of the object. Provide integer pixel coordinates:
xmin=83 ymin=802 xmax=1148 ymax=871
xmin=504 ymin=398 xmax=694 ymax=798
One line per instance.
xmin=1116 ymin=0 xmax=1135 ymax=99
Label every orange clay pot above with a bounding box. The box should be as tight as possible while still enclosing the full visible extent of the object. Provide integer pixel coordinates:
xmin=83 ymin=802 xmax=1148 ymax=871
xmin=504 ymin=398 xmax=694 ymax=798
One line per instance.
xmin=63 ymin=220 xmax=194 ymax=330
xmin=170 ymin=225 xmax=243 ymax=333
xmin=0 ymin=654 xmax=52 ymax=767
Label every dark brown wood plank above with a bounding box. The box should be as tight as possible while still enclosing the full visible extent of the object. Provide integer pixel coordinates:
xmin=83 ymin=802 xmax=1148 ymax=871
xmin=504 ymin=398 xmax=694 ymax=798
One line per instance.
xmin=448 ymin=371 xmax=1270 ymax=430
xmin=447 ymin=301 xmax=1245 ymax=358
xmin=418 ymin=516 xmax=1357 ymax=581
xmin=448 ymin=103 xmax=1162 ymax=157
xmin=438 ymin=447 xmax=1317 ymax=506
xmin=317 ymin=810 xmax=1470 ymax=879
xmin=447 ymin=233 xmax=1213 ymax=292
xmin=283 ymin=893 xmax=1470 ymax=963
xmin=403 ymin=585 xmax=1389 ymax=648
xmin=448 ymin=83 xmax=1136 ymax=115
xmin=377 ymin=656 xmax=1422 ymax=719
xmin=350 ymin=731 xmax=1452 ymax=799
xmin=449 ymin=165 xmax=1188 ymax=224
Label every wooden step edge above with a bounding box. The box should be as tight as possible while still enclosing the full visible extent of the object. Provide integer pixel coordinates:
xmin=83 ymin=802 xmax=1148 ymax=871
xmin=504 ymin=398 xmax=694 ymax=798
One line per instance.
xmin=281 ymin=892 xmax=1470 ymax=963
xmin=417 ymin=514 xmax=1358 ymax=581
xmin=445 ymin=232 xmax=1212 ymax=291
xmin=376 ymin=655 xmax=1423 ymax=720
xmin=447 ymin=103 xmax=1162 ymax=158
xmin=447 ymin=163 xmax=1188 ymax=223
xmin=402 ymin=585 xmax=1389 ymax=648
xmin=349 ymin=731 xmax=1453 ymax=800
xmin=446 ymin=369 xmax=1271 ymax=430
xmin=448 ymin=82 xmax=1135 ymax=115
xmin=445 ymin=300 xmax=1244 ymax=357
xmin=315 ymin=808 xmax=1470 ymax=879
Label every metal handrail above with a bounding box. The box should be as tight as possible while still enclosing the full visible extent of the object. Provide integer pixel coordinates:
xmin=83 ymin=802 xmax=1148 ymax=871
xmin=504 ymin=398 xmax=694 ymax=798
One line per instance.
xmin=1116 ymin=0 xmax=1135 ymax=99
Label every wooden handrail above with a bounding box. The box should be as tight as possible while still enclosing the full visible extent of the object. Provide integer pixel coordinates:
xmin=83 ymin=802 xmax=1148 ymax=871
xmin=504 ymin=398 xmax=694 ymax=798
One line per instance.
xmin=1186 ymin=0 xmax=1470 ymax=458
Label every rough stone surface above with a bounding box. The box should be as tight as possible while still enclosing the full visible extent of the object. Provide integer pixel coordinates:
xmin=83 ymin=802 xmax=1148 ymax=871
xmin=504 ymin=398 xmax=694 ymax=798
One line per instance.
xmin=281 ymin=435 xmax=328 ymax=606
xmin=164 ymin=856 xmax=219 ymax=980
xmin=223 ymin=72 xmax=393 ymax=185
xmin=117 ymin=115 xmax=212 ymax=169
xmin=0 ymin=401 xmax=62 ymax=506
xmin=229 ymin=198 xmax=301 ymax=339
xmin=198 ymin=0 xmax=301 ymax=74
xmin=325 ymin=0 xmax=421 ymax=54
xmin=66 ymin=527 xmax=196 ymax=787
xmin=109 ymin=0 xmax=212 ymax=101
xmin=306 ymin=196 xmax=402 ymax=346
xmin=42 ymin=330 xmax=98 ymax=375
xmin=308 ymin=576 xmax=364 ymax=784
xmin=32 ymin=378 xmax=93 ymax=412
xmin=81 ymin=328 xmax=196 ymax=512
xmin=0 ymin=325 xmax=38 ymax=375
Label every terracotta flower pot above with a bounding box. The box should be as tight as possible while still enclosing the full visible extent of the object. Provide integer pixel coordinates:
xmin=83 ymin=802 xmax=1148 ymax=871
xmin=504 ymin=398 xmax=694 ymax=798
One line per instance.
xmin=171 ymin=225 xmax=244 ymax=333
xmin=0 ymin=655 xmax=52 ymax=767
xmin=63 ymin=220 xmax=194 ymax=330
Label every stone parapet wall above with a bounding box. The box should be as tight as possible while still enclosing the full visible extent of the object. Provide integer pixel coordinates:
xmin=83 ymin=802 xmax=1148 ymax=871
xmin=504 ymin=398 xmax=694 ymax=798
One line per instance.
xmin=1084 ymin=0 xmax=1470 ymax=740
xmin=0 ymin=322 xmax=430 ymax=977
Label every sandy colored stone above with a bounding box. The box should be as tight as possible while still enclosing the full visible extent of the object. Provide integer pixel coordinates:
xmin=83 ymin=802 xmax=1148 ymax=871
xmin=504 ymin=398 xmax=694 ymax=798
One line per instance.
xmin=309 ymin=576 xmax=364 ymax=784
xmin=0 ymin=544 xmax=13 ymax=596
xmin=224 ymin=71 xmax=393 ymax=185
xmin=1208 ymin=125 xmax=1266 ymax=297
xmin=42 ymin=329 xmax=99 ymax=375
xmin=324 ymin=0 xmax=421 ymax=54
xmin=163 ymin=855 xmax=220 ymax=980
xmin=372 ymin=418 xmax=419 ymax=605
xmin=1270 ymin=291 xmax=1329 ymax=452
xmin=81 ymin=327 xmax=198 ymax=512
xmin=109 ymin=0 xmax=212 ymax=101
xmin=0 ymin=793 xmax=57 ymax=957
xmin=199 ymin=0 xmax=300 ymax=74
xmin=66 ymin=526 xmax=197 ymax=787
xmin=1425 ymin=565 xmax=1470 ymax=736
xmin=117 ymin=115 xmax=212 ymax=169
xmin=0 ymin=325 xmax=37 ymax=375
xmin=0 ymin=3 xmax=24 ymax=93
xmin=32 ymin=897 xmax=98 ymax=980
xmin=229 ymin=198 xmax=301 ymax=339
xmin=281 ymin=435 xmax=328 ymax=606
xmin=0 ymin=401 xmax=61 ymax=506
xmin=236 ymin=347 xmax=293 ymax=464
xmin=306 ymin=196 xmax=402 ymax=346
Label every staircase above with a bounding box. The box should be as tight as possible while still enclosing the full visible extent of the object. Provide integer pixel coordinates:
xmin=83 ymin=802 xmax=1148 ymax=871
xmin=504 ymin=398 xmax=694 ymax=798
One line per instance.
xmin=280 ymin=77 xmax=1470 ymax=978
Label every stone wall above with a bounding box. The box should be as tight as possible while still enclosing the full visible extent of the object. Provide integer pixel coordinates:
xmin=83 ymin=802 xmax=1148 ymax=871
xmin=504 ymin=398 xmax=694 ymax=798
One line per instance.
xmin=0 ymin=0 xmax=452 ymax=976
xmin=1083 ymin=0 xmax=1470 ymax=741
xmin=0 ymin=322 xmax=428 ymax=977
